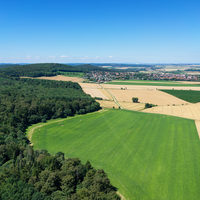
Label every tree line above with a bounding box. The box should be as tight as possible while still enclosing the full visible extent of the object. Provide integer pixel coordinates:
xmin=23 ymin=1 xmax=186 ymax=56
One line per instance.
xmin=0 ymin=74 xmax=120 ymax=199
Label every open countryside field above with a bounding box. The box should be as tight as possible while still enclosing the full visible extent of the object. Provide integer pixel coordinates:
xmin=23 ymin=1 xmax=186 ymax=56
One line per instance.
xmin=107 ymin=88 xmax=187 ymax=106
xmin=36 ymin=75 xmax=84 ymax=82
xmin=34 ymin=77 xmax=200 ymax=127
xmin=102 ymin=83 xmax=200 ymax=91
xmin=96 ymin=100 xmax=118 ymax=108
xmin=143 ymin=90 xmax=200 ymax=136
xmin=161 ymin=89 xmax=200 ymax=103
xmin=107 ymin=80 xmax=200 ymax=87
xmin=82 ymin=88 xmax=109 ymax=100
xmin=29 ymin=109 xmax=200 ymax=200
xmin=113 ymin=79 xmax=200 ymax=84
xmin=144 ymin=103 xmax=200 ymax=120
xmin=80 ymin=83 xmax=190 ymax=108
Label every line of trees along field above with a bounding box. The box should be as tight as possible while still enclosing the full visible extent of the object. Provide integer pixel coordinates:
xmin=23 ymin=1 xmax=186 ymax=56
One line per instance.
xmin=0 ymin=73 xmax=120 ymax=199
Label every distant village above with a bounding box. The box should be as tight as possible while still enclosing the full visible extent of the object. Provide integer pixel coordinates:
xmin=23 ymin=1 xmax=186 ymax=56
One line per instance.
xmin=85 ymin=71 xmax=199 ymax=83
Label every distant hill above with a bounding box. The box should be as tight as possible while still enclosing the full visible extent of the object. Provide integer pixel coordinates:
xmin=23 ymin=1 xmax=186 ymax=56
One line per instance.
xmin=0 ymin=63 xmax=109 ymax=77
xmin=0 ymin=64 xmax=19 ymax=68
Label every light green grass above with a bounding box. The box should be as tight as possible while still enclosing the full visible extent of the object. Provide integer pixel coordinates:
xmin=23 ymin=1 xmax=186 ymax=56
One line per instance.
xmin=107 ymin=80 xmax=200 ymax=87
xmin=30 ymin=109 xmax=200 ymax=200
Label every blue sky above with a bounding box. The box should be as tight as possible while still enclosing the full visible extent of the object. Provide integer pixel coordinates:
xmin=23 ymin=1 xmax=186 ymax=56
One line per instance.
xmin=0 ymin=0 xmax=200 ymax=63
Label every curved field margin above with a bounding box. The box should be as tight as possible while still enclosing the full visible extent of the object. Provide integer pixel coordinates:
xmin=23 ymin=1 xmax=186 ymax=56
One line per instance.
xmin=29 ymin=109 xmax=200 ymax=200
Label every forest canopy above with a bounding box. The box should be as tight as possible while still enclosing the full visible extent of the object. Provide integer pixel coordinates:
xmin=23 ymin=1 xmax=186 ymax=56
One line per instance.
xmin=0 ymin=66 xmax=120 ymax=199
xmin=0 ymin=63 xmax=109 ymax=77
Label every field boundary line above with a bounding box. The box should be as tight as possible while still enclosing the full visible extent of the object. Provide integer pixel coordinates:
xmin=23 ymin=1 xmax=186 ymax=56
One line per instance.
xmin=159 ymin=89 xmax=190 ymax=105
xmin=117 ymin=191 xmax=126 ymax=200
xmin=195 ymin=120 xmax=200 ymax=139
xmin=27 ymin=118 xmax=67 ymax=145
xmin=27 ymin=109 xmax=108 ymax=145
xmin=100 ymin=84 xmax=123 ymax=109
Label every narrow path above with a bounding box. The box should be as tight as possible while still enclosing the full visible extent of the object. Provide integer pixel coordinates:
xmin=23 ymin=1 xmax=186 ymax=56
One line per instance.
xmin=100 ymin=84 xmax=123 ymax=109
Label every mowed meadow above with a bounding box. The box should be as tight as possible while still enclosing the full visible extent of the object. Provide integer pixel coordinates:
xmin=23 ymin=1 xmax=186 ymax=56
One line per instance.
xmin=30 ymin=109 xmax=200 ymax=200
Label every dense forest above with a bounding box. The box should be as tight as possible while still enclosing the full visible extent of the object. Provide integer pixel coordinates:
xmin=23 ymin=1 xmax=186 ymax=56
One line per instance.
xmin=0 ymin=69 xmax=120 ymax=199
xmin=0 ymin=63 xmax=110 ymax=77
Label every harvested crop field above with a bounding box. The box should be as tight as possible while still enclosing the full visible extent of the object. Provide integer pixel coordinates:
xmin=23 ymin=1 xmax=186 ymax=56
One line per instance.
xmin=106 ymin=88 xmax=187 ymax=105
xmin=80 ymin=83 xmax=190 ymax=108
xmin=97 ymin=100 xmax=145 ymax=111
xmin=144 ymin=103 xmax=200 ymax=121
xmin=119 ymin=101 xmax=145 ymax=110
xmin=143 ymin=103 xmax=200 ymax=137
xmin=80 ymin=83 xmax=110 ymax=100
xmin=102 ymin=83 xmax=200 ymax=91
xmin=29 ymin=109 xmax=200 ymax=200
xmin=37 ymin=75 xmax=84 ymax=82
xmin=112 ymin=80 xmax=200 ymax=84
xmin=79 ymin=83 xmax=102 ymax=89
xmin=107 ymin=80 xmax=200 ymax=87
xmin=82 ymin=88 xmax=109 ymax=100
xmin=97 ymin=100 xmax=118 ymax=108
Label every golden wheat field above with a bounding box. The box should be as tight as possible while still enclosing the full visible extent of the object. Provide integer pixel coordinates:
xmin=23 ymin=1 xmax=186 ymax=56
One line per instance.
xmin=143 ymin=103 xmax=200 ymax=120
xmin=102 ymin=83 xmax=200 ymax=91
xmin=36 ymin=75 xmax=84 ymax=82
xmin=106 ymin=88 xmax=187 ymax=105
xmin=96 ymin=100 xmax=118 ymax=108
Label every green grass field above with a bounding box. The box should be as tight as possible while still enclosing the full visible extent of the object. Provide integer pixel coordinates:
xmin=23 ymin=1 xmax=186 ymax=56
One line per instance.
xmin=29 ymin=109 xmax=200 ymax=200
xmin=161 ymin=89 xmax=200 ymax=103
xmin=107 ymin=80 xmax=200 ymax=87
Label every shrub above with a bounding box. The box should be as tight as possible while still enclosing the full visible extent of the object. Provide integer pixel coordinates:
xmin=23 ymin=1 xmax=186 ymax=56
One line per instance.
xmin=132 ymin=97 xmax=139 ymax=103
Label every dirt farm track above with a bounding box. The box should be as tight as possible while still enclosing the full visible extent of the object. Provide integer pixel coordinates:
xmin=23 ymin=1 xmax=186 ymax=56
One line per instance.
xmin=35 ymin=76 xmax=200 ymax=137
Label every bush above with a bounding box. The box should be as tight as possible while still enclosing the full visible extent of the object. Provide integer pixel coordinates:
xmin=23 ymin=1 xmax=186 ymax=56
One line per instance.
xmin=145 ymin=103 xmax=156 ymax=109
xmin=132 ymin=97 xmax=139 ymax=103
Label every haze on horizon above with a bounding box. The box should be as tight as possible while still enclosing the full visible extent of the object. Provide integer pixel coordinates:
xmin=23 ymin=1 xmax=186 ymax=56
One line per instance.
xmin=0 ymin=0 xmax=200 ymax=64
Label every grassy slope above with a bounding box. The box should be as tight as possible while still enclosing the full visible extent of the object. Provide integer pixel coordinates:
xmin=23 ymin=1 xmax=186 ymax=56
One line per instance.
xmin=161 ymin=89 xmax=200 ymax=103
xmin=107 ymin=81 xmax=200 ymax=87
xmin=31 ymin=109 xmax=200 ymax=200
